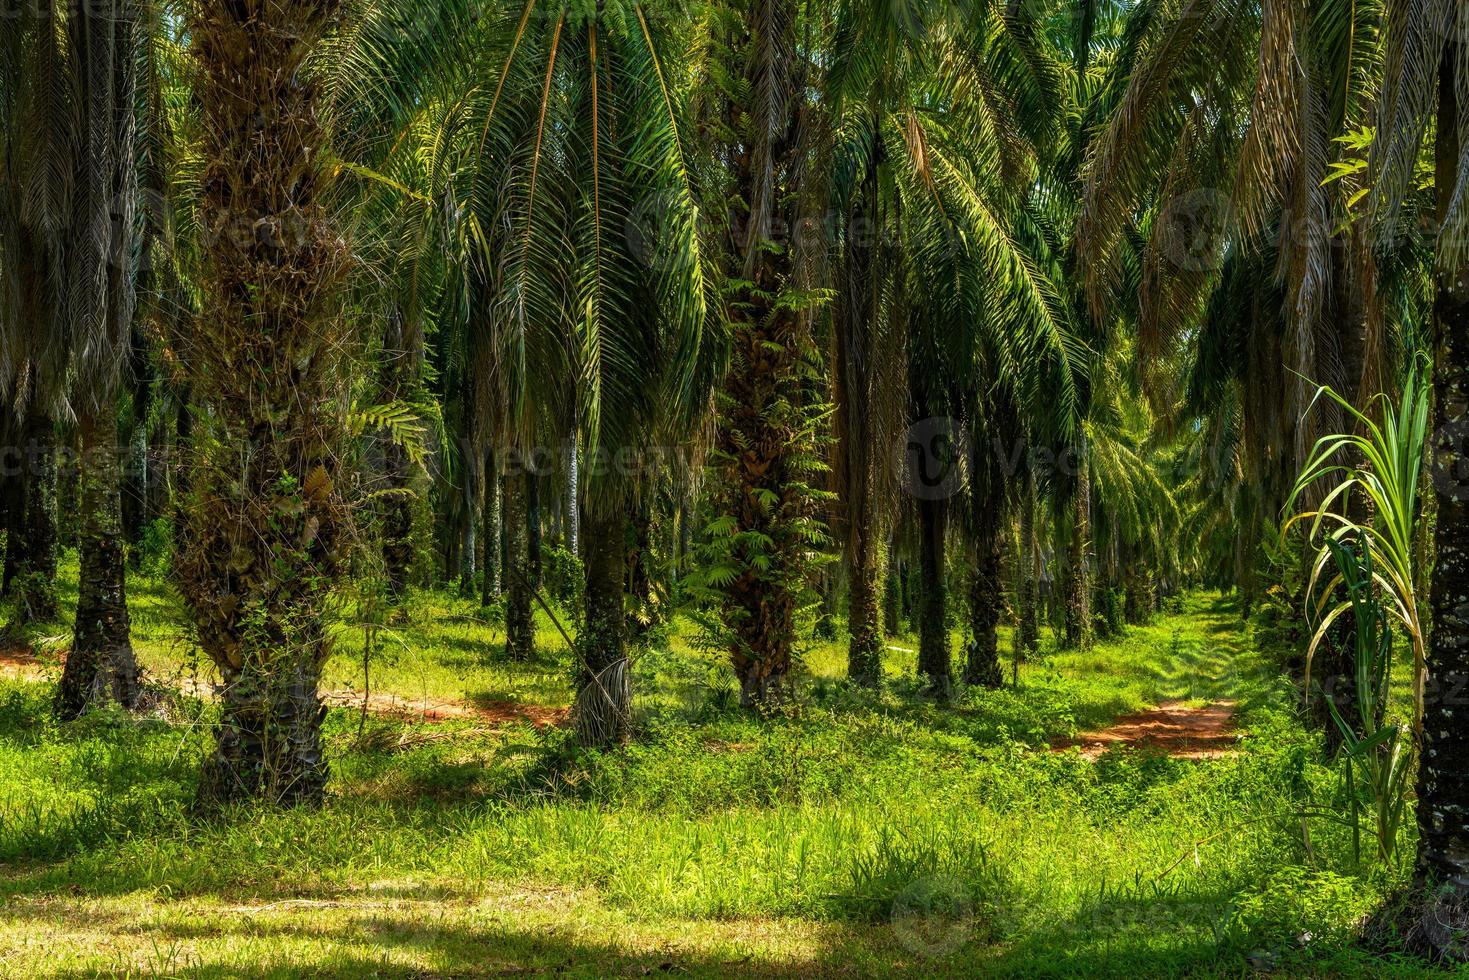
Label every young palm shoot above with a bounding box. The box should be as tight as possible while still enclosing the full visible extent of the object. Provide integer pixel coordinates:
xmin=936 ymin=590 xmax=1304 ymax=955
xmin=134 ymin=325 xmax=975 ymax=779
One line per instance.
xmin=1284 ymin=360 xmax=1430 ymax=737
xmin=1320 ymin=535 xmax=1415 ymax=867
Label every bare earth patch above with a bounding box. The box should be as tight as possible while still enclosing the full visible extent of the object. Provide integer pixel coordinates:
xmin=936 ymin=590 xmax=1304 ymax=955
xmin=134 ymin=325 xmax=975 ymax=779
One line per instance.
xmin=0 ymin=646 xmax=43 ymax=680
xmin=7 ymin=655 xmax=569 ymax=730
xmin=322 ymin=690 xmax=569 ymax=728
xmin=1052 ymin=700 xmax=1241 ymax=760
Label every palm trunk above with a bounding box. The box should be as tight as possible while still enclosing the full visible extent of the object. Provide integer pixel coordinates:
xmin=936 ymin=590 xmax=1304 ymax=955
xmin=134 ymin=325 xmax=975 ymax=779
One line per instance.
xmin=57 ymin=448 xmax=79 ymax=552
xmin=1018 ymin=471 xmax=1039 ymax=655
xmin=378 ymin=312 xmax=418 ymax=599
xmin=1064 ymin=441 xmax=1093 ymax=651
xmin=12 ymin=408 xmax=59 ymax=628
xmin=916 ymin=496 xmax=951 ymax=696
xmin=1123 ymin=557 xmax=1151 ymax=626
xmin=0 ymin=470 xmax=21 ymax=597
xmin=144 ymin=414 xmax=169 ymax=528
xmin=459 ymin=457 xmax=477 ymax=593
xmin=711 ymin=0 xmax=818 ymax=711
xmin=380 ymin=434 xmax=414 ymax=597
xmin=504 ymin=467 xmax=534 ymax=661
xmin=57 ymin=409 xmax=139 ymax=719
xmin=1414 ymin=42 xmax=1469 ymax=939
xmin=837 ymin=147 xmax=889 ymax=686
xmin=847 ymin=520 xmax=883 ymax=684
xmin=964 ymin=490 xmax=1004 ymax=689
xmin=566 ymin=442 xmax=580 ymax=557
xmin=574 ymin=506 xmax=630 ymax=747
xmin=121 ymin=406 xmax=148 ymax=549
xmin=186 ymin=0 xmax=349 ymax=807
xmin=526 ymin=468 xmax=542 ymax=588
xmin=480 ymin=449 xmax=500 ymax=605
xmin=882 ymin=552 xmax=902 ymax=636
xmin=171 ymin=388 xmax=192 ymax=556
xmin=629 ymin=478 xmax=656 ymax=643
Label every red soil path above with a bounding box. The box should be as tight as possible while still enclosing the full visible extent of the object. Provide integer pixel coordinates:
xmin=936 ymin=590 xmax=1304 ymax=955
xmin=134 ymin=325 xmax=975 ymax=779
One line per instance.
xmin=0 ymin=646 xmax=41 ymax=679
xmin=1052 ymin=699 xmax=1241 ymax=760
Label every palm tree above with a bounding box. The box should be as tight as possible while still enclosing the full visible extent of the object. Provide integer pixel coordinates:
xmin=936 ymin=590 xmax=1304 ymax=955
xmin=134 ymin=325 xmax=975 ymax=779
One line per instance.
xmin=56 ymin=0 xmax=144 ymax=718
xmin=0 ymin=0 xmax=142 ymax=712
xmin=180 ymin=0 xmax=353 ymax=806
xmin=1079 ymin=0 xmax=1397 ymax=703
xmin=0 ymin=2 xmax=69 ymax=631
xmin=358 ymin=0 xmax=716 ymax=740
xmin=825 ymin=0 xmax=1081 ymax=692
xmin=694 ymin=0 xmax=830 ymax=708
xmin=487 ymin=4 xmax=714 ymax=743
xmin=1368 ymin=5 xmax=1469 ymax=950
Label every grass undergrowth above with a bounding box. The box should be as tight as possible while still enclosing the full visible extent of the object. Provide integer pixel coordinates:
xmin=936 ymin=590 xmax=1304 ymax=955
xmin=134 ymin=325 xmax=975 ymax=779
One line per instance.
xmin=0 ymin=563 xmax=1437 ymax=977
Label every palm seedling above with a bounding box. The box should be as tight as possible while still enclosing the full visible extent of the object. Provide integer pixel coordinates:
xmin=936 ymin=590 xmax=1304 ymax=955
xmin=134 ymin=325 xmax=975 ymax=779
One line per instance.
xmin=1285 ymin=359 xmax=1429 ymax=738
xmin=1315 ymin=534 xmax=1414 ymax=867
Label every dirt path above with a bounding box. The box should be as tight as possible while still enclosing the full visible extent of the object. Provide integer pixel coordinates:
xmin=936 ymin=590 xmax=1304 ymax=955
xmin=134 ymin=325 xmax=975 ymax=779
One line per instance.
xmin=1052 ymin=700 xmax=1241 ymax=760
xmin=0 ymin=646 xmax=40 ymax=680
xmin=5 ymin=649 xmax=567 ymax=729
xmin=318 ymin=690 xmax=567 ymax=728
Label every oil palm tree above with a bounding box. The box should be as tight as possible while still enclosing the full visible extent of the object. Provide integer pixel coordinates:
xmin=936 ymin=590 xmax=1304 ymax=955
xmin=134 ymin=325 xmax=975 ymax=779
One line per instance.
xmin=55 ymin=0 xmax=144 ymax=718
xmin=179 ymin=0 xmax=354 ymax=806
xmin=693 ymin=0 xmax=832 ymax=707
xmin=488 ymin=3 xmax=715 ymax=743
xmin=825 ymin=0 xmax=1082 ymax=691
xmin=1079 ymin=0 xmax=1399 ymax=700
xmin=1367 ymin=1 xmax=1469 ymax=949
xmin=0 ymin=1 xmax=70 ymax=631
xmin=350 ymin=0 xmax=717 ymax=741
xmin=0 ymin=0 xmax=143 ymax=713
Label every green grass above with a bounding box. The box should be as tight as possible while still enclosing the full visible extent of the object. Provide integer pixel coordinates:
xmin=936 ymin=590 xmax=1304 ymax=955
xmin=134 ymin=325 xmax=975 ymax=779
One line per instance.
xmin=0 ymin=561 xmax=1437 ymax=977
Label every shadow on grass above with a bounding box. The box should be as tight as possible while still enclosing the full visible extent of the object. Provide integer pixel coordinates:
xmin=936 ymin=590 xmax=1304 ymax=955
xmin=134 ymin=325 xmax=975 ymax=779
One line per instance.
xmin=15 ymin=879 xmax=1436 ymax=979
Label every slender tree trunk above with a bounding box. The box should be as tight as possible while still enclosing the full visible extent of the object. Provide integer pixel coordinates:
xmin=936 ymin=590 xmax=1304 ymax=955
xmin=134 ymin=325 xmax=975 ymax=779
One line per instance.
xmin=57 ymin=447 xmax=79 ymax=552
xmin=120 ymin=423 xmax=143 ymax=550
xmin=1018 ymin=471 xmax=1038 ymax=655
xmin=378 ymin=311 xmax=418 ymax=599
xmin=1064 ymin=440 xmax=1093 ymax=651
xmin=917 ymin=496 xmax=951 ymax=696
xmin=883 ymin=551 xmax=902 ymax=637
xmin=171 ymin=388 xmax=192 ymax=555
xmin=480 ymin=449 xmax=500 ymax=605
xmin=676 ymin=490 xmax=690 ymax=584
xmin=566 ymin=441 xmax=579 ymax=557
xmin=186 ymin=0 xmax=349 ymax=807
xmin=12 ymin=408 xmax=59 ymax=628
xmin=964 ymin=490 xmax=1004 ymax=689
xmin=1413 ymin=42 xmax=1469 ymax=949
xmin=380 ymin=434 xmax=414 ymax=597
xmin=144 ymin=414 xmax=168 ymax=529
xmin=574 ymin=506 xmax=630 ymax=747
xmin=121 ymin=403 xmax=149 ymax=548
xmin=0 ymin=470 xmax=21 ymax=597
xmin=459 ymin=455 xmax=477 ymax=593
xmin=504 ymin=467 xmax=534 ymax=661
xmin=527 ymin=468 xmax=542 ymax=588
xmin=1123 ymin=558 xmax=1152 ymax=626
xmin=629 ymin=476 xmax=655 ymax=643
xmin=847 ymin=520 xmax=883 ymax=684
xmin=58 ymin=409 xmax=140 ymax=719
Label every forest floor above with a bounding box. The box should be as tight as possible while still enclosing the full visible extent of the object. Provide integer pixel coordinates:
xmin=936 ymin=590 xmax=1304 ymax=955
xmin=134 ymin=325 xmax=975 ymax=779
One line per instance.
xmin=0 ymin=558 xmax=1435 ymax=977
xmin=1053 ymin=700 xmax=1241 ymax=760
